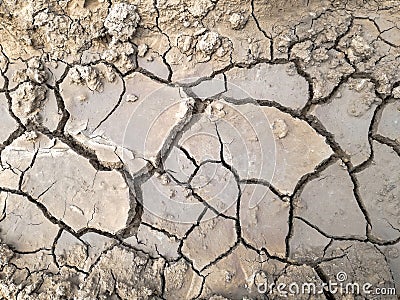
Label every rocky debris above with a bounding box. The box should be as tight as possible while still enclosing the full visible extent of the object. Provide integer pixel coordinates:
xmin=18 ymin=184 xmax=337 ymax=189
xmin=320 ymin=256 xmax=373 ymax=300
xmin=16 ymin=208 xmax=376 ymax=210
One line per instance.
xmin=54 ymin=231 xmax=88 ymax=270
xmin=164 ymin=20 xmax=233 ymax=82
xmin=101 ymin=41 xmax=137 ymax=73
xmin=337 ymin=19 xmax=381 ymax=70
xmin=63 ymin=63 xmax=124 ymax=136
xmin=177 ymin=34 xmax=195 ymax=55
xmin=271 ymin=118 xmax=289 ymax=139
xmin=197 ymin=32 xmax=222 ymax=56
xmin=16 ymin=245 xmax=165 ymax=299
xmin=0 ymin=242 xmax=14 ymax=268
xmin=290 ymin=40 xmax=313 ymax=64
xmin=55 ymin=230 xmax=117 ymax=273
xmin=185 ymin=0 xmax=214 ymax=18
xmin=7 ymin=60 xmax=60 ymax=129
xmin=393 ymin=86 xmax=400 ymax=99
xmin=82 ymin=246 xmax=164 ymax=299
xmin=24 ymin=131 xmax=39 ymax=141
xmin=341 ymin=34 xmax=374 ymax=64
xmin=205 ymin=101 xmax=227 ymax=121
xmin=8 ymin=61 xmax=28 ymax=89
xmin=299 ymin=49 xmax=355 ymax=101
xmin=137 ymin=43 xmax=149 ymax=57
xmin=229 ymin=13 xmax=247 ymax=30
xmin=69 ymin=65 xmax=103 ymax=92
xmin=202 ymin=0 xmax=268 ymax=64
xmin=164 ymin=259 xmax=203 ymax=299
xmin=11 ymin=82 xmax=47 ymax=124
xmin=346 ymin=79 xmax=379 ymax=117
xmin=125 ymin=93 xmax=138 ymax=102
xmin=104 ymin=3 xmax=140 ymax=43
xmin=11 ymin=57 xmax=49 ymax=85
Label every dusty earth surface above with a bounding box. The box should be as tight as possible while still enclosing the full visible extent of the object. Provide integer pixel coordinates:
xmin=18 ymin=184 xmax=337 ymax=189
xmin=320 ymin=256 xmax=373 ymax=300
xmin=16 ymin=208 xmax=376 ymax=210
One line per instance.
xmin=0 ymin=0 xmax=400 ymax=299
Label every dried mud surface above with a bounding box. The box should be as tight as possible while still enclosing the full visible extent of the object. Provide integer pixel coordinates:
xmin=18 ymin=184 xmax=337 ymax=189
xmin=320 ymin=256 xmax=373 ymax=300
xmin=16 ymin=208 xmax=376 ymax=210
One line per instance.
xmin=0 ymin=0 xmax=400 ymax=299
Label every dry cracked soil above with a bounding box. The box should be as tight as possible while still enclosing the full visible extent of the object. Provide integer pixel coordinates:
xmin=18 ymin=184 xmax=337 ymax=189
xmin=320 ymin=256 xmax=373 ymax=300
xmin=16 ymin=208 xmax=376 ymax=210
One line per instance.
xmin=0 ymin=0 xmax=400 ymax=299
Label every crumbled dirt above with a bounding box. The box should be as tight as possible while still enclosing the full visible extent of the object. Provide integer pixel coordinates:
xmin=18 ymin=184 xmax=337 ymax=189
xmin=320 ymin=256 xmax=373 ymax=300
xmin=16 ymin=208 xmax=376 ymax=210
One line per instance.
xmin=0 ymin=0 xmax=399 ymax=299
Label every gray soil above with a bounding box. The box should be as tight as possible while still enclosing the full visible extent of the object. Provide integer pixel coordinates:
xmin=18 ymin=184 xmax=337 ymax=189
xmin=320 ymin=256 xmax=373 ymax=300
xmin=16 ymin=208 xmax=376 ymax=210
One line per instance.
xmin=0 ymin=0 xmax=399 ymax=299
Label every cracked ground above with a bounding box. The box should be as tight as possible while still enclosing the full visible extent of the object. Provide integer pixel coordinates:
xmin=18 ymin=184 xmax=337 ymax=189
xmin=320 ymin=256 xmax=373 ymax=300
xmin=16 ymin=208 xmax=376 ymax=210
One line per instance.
xmin=0 ymin=0 xmax=400 ymax=299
